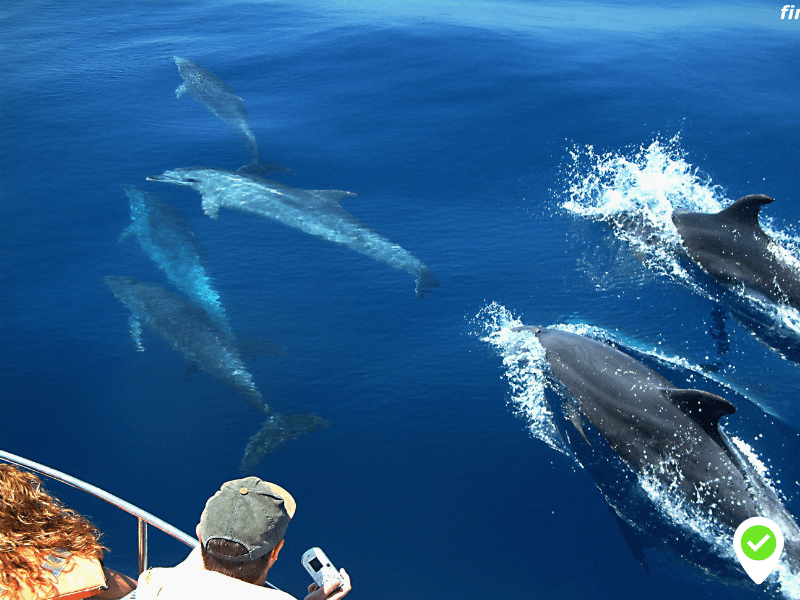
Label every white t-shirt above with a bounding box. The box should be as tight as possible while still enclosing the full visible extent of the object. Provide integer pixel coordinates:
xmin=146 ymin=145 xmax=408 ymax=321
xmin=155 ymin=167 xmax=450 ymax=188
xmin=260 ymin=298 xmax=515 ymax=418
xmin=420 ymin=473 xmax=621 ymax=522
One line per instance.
xmin=133 ymin=548 xmax=297 ymax=600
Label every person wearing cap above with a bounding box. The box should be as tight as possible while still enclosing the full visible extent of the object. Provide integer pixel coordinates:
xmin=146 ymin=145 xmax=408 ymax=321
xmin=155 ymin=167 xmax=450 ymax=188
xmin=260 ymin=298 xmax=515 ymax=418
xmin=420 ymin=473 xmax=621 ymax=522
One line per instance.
xmin=131 ymin=477 xmax=351 ymax=600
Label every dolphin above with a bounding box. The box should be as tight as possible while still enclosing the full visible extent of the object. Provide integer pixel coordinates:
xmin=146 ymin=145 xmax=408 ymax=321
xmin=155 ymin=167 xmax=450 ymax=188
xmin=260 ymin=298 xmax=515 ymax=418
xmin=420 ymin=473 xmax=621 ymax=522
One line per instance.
xmin=147 ymin=167 xmax=440 ymax=296
xmin=118 ymin=185 xmax=231 ymax=335
xmin=672 ymin=195 xmax=800 ymax=309
xmin=514 ymin=325 xmax=800 ymax=573
xmin=105 ymin=276 xmax=329 ymax=467
xmin=105 ymin=275 xmax=267 ymax=412
xmin=172 ymin=57 xmax=291 ymax=175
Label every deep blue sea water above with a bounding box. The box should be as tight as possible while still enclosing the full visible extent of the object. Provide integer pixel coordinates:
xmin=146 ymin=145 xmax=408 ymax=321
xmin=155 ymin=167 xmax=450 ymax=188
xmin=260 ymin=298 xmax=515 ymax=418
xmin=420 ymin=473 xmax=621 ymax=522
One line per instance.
xmin=4 ymin=2 xmax=800 ymax=599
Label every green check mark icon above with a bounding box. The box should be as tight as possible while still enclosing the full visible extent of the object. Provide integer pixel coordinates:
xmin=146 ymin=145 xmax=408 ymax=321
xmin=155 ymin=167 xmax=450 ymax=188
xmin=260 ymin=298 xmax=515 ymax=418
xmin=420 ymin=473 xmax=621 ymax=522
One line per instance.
xmin=741 ymin=525 xmax=776 ymax=561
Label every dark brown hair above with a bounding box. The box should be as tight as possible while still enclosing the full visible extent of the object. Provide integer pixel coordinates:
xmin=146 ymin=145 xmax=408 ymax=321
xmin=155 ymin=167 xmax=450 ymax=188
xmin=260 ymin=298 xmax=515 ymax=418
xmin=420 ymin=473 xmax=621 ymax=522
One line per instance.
xmin=200 ymin=538 xmax=270 ymax=584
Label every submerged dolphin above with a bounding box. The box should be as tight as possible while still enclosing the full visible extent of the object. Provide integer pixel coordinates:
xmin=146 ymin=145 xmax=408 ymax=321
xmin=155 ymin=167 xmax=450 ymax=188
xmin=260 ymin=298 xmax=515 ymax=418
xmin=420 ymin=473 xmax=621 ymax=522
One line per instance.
xmin=173 ymin=57 xmax=290 ymax=175
xmin=673 ymin=195 xmax=800 ymax=309
xmin=148 ymin=167 xmax=440 ymax=296
xmin=106 ymin=276 xmax=329 ymax=468
xmin=118 ymin=185 xmax=230 ymax=335
xmin=105 ymin=275 xmax=266 ymax=412
xmin=514 ymin=325 xmax=800 ymax=572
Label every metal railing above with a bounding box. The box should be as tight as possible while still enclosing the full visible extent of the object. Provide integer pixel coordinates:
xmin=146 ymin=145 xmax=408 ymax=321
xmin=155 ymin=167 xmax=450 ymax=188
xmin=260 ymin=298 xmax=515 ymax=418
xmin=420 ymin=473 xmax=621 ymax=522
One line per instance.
xmin=0 ymin=449 xmax=281 ymax=591
xmin=0 ymin=449 xmax=196 ymax=574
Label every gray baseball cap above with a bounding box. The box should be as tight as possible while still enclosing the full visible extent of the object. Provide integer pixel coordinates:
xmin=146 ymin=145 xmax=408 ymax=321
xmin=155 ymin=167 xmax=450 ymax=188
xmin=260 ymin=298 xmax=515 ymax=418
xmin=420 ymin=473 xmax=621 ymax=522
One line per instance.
xmin=199 ymin=476 xmax=296 ymax=562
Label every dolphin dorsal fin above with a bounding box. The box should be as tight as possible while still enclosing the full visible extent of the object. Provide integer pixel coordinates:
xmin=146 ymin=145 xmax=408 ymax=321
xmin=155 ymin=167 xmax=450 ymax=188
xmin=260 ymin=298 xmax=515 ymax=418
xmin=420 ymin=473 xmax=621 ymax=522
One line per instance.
xmin=309 ymin=190 xmax=357 ymax=204
xmin=718 ymin=195 xmax=774 ymax=228
xmin=662 ymin=389 xmax=735 ymax=441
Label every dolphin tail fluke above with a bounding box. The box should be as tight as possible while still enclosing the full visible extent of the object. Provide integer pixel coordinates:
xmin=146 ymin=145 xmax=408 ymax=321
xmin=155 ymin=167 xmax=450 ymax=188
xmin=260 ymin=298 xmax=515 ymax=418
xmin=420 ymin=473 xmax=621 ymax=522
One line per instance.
xmin=415 ymin=267 xmax=440 ymax=297
xmin=237 ymin=160 xmax=296 ymax=177
xmin=239 ymin=412 xmax=331 ymax=472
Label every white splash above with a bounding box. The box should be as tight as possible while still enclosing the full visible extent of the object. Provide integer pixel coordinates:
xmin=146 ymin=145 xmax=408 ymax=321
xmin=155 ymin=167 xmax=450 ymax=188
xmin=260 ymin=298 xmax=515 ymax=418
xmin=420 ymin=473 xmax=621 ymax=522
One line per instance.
xmin=637 ymin=466 xmax=734 ymax=553
xmin=778 ymin=567 xmax=800 ymax=600
xmin=563 ymin=135 xmax=720 ymax=284
xmin=638 ymin=439 xmax=800 ymax=598
xmin=730 ymin=436 xmax=771 ymax=481
xmin=473 ymin=302 xmax=567 ymax=454
xmin=561 ymin=134 xmax=800 ymax=338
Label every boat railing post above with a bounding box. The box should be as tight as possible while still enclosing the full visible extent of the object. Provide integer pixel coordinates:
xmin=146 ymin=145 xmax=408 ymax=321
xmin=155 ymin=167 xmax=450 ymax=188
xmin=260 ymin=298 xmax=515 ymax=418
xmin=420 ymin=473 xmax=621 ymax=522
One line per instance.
xmin=138 ymin=518 xmax=149 ymax=574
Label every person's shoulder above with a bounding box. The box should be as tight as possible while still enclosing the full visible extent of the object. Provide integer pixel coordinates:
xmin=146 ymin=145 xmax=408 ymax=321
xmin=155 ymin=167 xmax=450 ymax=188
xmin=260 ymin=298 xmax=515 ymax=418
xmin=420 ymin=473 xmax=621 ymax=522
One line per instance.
xmin=136 ymin=566 xmax=298 ymax=600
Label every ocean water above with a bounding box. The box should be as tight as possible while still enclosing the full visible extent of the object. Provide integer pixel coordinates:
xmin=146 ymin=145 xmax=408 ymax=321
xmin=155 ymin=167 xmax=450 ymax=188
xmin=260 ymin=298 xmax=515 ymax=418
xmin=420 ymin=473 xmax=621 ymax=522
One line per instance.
xmin=4 ymin=2 xmax=800 ymax=599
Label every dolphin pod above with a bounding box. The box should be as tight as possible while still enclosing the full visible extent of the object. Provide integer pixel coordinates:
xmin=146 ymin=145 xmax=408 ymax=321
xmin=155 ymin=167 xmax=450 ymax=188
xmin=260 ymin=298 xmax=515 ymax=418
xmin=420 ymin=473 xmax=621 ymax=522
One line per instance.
xmin=673 ymin=194 xmax=800 ymax=310
xmin=148 ymin=167 xmax=440 ymax=297
xmin=513 ymin=325 xmax=800 ymax=576
xmin=105 ymin=56 xmax=440 ymax=472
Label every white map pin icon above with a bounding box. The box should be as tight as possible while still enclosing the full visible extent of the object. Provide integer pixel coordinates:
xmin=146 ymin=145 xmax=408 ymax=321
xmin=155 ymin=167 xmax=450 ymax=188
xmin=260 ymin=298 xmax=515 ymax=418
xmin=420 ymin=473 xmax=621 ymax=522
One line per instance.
xmin=734 ymin=516 xmax=784 ymax=584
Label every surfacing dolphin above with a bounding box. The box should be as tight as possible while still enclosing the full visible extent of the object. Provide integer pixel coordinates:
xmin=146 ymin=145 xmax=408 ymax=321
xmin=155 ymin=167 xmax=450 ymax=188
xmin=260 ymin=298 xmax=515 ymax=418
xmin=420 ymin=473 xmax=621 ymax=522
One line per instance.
xmin=148 ymin=167 xmax=440 ymax=296
xmin=118 ymin=185 xmax=231 ymax=335
xmin=673 ymin=194 xmax=800 ymax=309
xmin=514 ymin=325 xmax=800 ymax=577
xmin=173 ymin=57 xmax=291 ymax=175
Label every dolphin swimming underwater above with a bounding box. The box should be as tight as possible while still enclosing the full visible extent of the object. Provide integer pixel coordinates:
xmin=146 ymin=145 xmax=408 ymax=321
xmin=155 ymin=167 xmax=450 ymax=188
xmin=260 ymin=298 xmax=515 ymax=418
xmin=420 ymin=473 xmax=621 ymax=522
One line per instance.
xmin=672 ymin=194 xmax=800 ymax=310
xmin=105 ymin=276 xmax=329 ymax=469
xmin=105 ymin=275 xmax=266 ymax=412
xmin=173 ymin=57 xmax=291 ymax=175
xmin=118 ymin=185 xmax=231 ymax=335
xmin=148 ymin=167 xmax=440 ymax=296
xmin=513 ymin=325 xmax=800 ymax=575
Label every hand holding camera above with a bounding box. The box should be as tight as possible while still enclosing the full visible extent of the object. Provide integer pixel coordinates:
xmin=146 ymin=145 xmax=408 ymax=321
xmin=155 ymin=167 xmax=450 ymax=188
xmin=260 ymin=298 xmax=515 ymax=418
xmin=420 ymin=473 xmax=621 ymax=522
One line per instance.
xmin=302 ymin=547 xmax=350 ymax=600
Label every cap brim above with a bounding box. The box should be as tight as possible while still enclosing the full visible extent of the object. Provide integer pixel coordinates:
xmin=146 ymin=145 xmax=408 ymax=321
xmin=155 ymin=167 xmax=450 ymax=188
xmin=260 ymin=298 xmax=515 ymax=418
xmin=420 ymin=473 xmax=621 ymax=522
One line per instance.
xmin=265 ymin=482 xmax=296 ymax=519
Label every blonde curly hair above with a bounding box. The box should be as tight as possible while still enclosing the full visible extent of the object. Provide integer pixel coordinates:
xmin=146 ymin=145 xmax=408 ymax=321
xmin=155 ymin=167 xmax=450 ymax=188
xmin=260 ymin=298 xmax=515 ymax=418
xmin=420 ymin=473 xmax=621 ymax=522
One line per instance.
xmin=0 ymin=464 xmax=105 ymax=599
